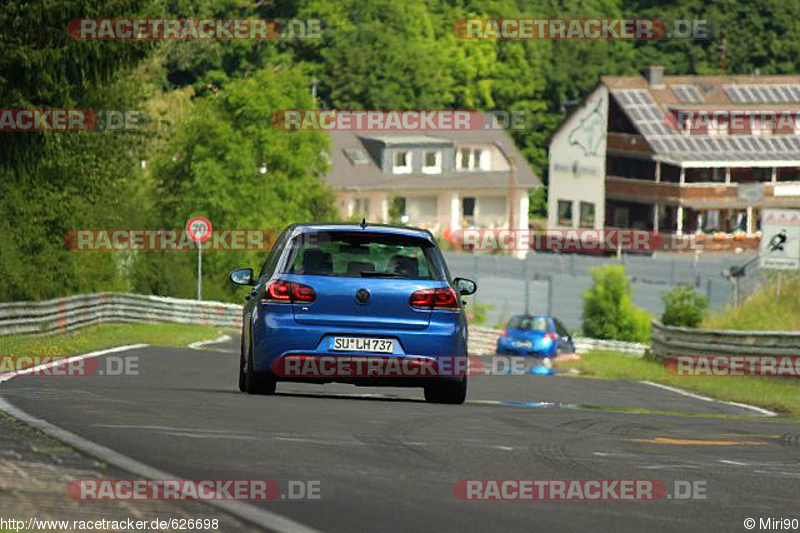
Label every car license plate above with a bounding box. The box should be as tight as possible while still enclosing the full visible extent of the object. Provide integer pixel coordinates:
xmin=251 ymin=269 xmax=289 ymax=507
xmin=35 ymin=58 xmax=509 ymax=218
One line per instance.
xmin=332 ymin=337 xmax=394 ymax=353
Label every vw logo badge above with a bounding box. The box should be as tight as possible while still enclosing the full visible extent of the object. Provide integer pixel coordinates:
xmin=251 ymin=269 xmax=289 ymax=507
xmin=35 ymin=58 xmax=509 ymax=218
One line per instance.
xmin=355 ymin=288 xmax=371 ymax=304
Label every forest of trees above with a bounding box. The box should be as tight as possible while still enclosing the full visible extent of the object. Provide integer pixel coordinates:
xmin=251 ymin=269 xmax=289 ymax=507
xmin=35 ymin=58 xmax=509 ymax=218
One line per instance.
xmin=2 ymin=0 xmax=800 ymax=302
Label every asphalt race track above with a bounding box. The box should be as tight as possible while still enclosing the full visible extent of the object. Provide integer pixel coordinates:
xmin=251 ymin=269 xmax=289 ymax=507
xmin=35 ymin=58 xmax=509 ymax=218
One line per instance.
xmin=3 ymin=337 xmax=800 ymax=532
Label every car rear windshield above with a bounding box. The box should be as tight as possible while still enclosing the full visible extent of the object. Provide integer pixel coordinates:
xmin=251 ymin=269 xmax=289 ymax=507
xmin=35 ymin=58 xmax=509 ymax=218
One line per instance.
xmin=509 ymin=316 xmax=550 ymax=331
xmin=281 ymin=231 xmax=443 ymax=280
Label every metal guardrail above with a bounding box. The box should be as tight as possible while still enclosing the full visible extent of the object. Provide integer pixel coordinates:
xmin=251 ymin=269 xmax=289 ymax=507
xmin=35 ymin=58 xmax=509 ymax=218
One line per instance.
xmin=0 ymin=293 xmax=242 ymax=337
xmin=0 ymin=292 xmax=647 ymax=359
xmin=650 ymin=321 xmax=800 ymax=360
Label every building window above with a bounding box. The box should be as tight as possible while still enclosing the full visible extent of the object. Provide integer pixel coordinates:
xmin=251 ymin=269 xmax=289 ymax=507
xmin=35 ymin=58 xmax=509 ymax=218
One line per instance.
xmin=353 ymin=197 xmax=370 ymax=216
xmin=462 ymin=197 xmax=476 ymax=218
xmin=579 ymin=202 xmax=595 ymax=228
xmin=393 ymin=151 xmax=412 ymax=174
xmin=557 ymin=200 xmax=573 ymax=226
xmin=456 ymin=147 xmax=490 ymax=170
xmin=457 ymin=148 xmax=470 ymax=170
xmin=422 ymin=151 xmax=441 ymax=174
xmin=389 ymin=197 xmax=407 ymax=224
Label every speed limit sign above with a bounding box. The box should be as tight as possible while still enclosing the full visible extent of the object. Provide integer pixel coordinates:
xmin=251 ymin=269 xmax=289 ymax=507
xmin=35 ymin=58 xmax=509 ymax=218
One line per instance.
xmin=186 ymin=216 xmax=212 ymax=243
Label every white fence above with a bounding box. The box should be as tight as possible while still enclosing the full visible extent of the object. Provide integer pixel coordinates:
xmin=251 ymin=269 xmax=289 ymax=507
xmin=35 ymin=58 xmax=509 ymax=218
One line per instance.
xmin=0 ymin=293 xmax=242 ymax=337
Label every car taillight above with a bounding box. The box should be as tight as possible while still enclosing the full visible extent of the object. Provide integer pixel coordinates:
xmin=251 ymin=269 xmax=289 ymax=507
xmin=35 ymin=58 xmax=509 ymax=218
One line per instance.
xmin=264 ymin=280 xmax=316 ymax=303
xmin=409 ymin=287 xmax=460 ymax=310
xmin=544 ymin=332 xmax=558 ymax=342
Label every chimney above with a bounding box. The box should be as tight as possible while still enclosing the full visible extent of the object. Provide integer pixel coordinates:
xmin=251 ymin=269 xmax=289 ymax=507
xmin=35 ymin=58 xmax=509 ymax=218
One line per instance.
xmin=645 ymin=65 xmax=664 ymax=86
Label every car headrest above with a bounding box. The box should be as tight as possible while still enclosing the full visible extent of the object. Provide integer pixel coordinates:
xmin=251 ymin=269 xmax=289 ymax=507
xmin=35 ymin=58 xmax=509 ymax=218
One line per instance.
xmin=302 ymin=249 xmax=333 ymax=274
xmin=387 ymin=254 xmax=419 ymax=278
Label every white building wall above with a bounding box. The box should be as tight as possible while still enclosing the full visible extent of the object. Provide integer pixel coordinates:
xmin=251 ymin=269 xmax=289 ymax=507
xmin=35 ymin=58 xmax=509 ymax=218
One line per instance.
xmin=547 ymin=85 xmax=609 ymax=230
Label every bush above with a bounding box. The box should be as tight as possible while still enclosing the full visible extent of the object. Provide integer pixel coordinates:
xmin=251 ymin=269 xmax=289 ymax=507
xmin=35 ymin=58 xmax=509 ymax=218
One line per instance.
xmin=582 ymin=264 xmax=653 ymax=342
xmin=661 ymin=285 xmax=709 ymax=328
xmin=466 ymin=300 xmax=491 ymax=326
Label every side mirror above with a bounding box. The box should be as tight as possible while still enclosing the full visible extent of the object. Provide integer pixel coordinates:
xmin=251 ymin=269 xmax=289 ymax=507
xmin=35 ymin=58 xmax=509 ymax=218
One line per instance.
xmin=454 ymin=277 xmax=477 ymax=296
xmin=229 ymin=268 xmax=255 ymax=286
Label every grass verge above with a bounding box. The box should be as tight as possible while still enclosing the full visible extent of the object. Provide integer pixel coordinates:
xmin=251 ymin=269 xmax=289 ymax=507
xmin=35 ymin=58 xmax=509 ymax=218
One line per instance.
xmin=0 ymin=322 xmax=225 ymax=362
xmin=559 ymin=350 xmax=800 ymax=416
xmin=702 ymin=276 xmax=800 ymax=331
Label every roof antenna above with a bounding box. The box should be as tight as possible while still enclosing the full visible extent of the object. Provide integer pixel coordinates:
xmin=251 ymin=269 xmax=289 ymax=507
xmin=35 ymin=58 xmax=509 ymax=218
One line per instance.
xmin=360 ymin=217 xmax=367 ymax=229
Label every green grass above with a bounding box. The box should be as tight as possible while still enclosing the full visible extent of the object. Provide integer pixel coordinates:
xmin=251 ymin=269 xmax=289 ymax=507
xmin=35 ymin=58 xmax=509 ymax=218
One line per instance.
xmin=559 ymin=350 xmax=800 ymax=416
xmin=0 ymin=323 xmax=225 ymax=369
xmin=702 ymin=277 xmax=800 ymax=331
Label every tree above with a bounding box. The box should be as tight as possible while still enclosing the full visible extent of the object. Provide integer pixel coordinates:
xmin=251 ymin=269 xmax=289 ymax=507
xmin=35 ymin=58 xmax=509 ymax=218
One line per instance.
xmin=139 ymin=66 xmax=337 ymax=301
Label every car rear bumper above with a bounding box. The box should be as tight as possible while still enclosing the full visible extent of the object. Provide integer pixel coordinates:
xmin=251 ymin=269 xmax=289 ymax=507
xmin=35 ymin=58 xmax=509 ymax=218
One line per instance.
xmin=251 ymin=306 xmax=467 ymax=384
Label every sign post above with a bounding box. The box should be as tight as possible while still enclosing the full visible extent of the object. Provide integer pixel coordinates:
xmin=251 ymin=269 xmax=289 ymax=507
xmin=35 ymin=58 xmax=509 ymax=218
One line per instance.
xmin=759 ymin=210 xmax=800 ymax=300
xmin=186 ymin=217 xmax=213 ymax=300
xmin=759 ymin=209 xmax=800 ymax=271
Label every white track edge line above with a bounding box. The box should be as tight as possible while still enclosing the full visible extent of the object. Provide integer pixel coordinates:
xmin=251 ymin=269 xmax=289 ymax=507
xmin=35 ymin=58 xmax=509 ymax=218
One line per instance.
xmin=640 ymin=380 xmax=777 ymax=417
xmin=0 ymin=344 xmax=321 ymax=533
xmin=188 ymin=334 xmax=233 ymax=350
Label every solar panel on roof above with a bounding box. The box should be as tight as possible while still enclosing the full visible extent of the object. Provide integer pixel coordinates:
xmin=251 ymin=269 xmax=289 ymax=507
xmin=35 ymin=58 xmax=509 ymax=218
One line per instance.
xmin=767 ymin=86 xmax=784 ymax=102
xmin=615 ymin=91 xmax=632 ymax=105
xmin=723 ymin=86 xmax=741 ymax=103
xmin=672 ymin=85 xmax=703 ymax=103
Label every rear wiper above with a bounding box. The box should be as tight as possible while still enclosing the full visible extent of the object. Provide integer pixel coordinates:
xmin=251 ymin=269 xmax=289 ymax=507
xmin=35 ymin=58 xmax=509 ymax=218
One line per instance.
xmin=359 ymin=271 xmax=409 ymax=278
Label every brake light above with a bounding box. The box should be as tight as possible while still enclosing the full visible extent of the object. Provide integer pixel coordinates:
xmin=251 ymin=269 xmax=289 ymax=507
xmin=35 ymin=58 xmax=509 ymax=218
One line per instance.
xmin=544 ymin=332 xmax=558 ymax=342
xmin=409 ymin=287 xmax=460 ymax=310
xmin=264 ymin=280 xmax=316 ymax=303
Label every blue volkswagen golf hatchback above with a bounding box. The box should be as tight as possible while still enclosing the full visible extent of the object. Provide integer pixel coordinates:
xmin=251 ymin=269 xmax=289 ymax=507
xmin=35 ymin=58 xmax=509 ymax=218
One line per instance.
xmin=229 ymin=223 xmax=477 ymax=404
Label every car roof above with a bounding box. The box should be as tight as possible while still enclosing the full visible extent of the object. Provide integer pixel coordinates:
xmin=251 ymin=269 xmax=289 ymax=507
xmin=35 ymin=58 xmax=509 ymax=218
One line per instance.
xmin=288 ymin=223 xmax=436 ymax=243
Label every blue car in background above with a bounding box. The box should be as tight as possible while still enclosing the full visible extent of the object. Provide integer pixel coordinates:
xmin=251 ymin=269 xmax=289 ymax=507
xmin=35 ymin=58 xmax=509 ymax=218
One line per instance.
xmin=496 ymin=315 xmax=575 ymax=358
xmin=229 ymin=223 xmax=477 ymax=404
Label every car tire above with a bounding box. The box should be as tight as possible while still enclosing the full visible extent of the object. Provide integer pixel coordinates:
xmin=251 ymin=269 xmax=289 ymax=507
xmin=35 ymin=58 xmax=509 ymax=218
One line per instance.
xmin=238 ymin=327 xmax=247 ymax=392
xmin=244 ymin=336 xmax=276 ymax=395
xmin=424 ymin=376 xmax=467 ymax=404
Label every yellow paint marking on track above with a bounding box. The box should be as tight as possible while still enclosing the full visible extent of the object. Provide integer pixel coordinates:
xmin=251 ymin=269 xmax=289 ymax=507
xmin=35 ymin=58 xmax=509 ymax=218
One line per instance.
xmin=626 ymin=437 xmax=768 ymax=446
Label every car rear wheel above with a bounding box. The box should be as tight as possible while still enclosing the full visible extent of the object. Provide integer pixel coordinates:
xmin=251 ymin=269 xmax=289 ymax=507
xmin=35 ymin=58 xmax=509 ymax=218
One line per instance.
xmin=424 ymin=376 xmax=467 ymax=404
xmin=243 ymin=336 xmax=276 ymax=395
